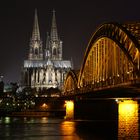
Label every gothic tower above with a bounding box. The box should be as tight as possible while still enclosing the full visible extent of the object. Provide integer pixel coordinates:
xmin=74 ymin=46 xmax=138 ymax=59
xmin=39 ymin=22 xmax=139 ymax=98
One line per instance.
xmin=23 ymin=9 xmax=72 ymax=91
xmin=29 ymin=9 xmax=43 ymax=60
xmin=49 ymin=10 xmax=63 ymax=60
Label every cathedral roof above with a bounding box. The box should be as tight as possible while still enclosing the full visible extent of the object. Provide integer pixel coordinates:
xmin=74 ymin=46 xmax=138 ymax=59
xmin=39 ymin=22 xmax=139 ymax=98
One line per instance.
xmin=24 ymin=60 xmax=72 ymax=68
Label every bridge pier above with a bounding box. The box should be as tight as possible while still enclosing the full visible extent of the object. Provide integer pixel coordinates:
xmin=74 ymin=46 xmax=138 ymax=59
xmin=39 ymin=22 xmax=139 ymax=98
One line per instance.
xmin=65 ymin=100 xmax=74 ymax=120
xmin=65 ymin=98 xmax=139 ymax=139
xmin=117 ymin=99 xmax=139 ymax=140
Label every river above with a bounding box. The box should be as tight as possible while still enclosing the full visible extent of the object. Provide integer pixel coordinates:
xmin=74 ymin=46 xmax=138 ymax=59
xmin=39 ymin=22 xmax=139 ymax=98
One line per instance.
xmin=0 ymin=117 xmax=117 ymax=140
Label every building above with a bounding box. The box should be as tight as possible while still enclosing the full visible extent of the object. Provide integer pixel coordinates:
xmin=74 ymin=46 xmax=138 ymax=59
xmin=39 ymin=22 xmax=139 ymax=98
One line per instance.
xmin=22 ymin=10 xmax=72 ymax=91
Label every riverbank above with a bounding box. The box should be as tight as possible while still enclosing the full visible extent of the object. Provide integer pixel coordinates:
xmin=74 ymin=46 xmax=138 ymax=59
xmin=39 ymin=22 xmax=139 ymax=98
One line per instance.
xmin=0 ymin=110 xmax=66 ymax=117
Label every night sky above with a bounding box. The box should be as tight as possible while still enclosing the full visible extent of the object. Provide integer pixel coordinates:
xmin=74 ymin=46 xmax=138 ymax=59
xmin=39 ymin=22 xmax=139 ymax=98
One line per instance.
xmin=0 ymin=0 xmax=140 ymax=83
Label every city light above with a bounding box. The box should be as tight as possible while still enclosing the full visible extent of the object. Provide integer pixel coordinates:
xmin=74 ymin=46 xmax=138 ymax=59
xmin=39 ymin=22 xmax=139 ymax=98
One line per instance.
xmin=4 ymin=117 xmax=10 ymax=124
xmin=41 ymin=103 xmax=48 ymax=110
xmin=42 ymin=103 xmax=47 ymax=108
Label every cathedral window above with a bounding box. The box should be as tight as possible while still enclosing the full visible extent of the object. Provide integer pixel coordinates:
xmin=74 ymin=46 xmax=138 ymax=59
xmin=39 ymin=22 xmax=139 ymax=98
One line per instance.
xmin=53 ymin=48 xmax=57 ymax=55
xmin=35 ymin=48 xmax=38 ymax=55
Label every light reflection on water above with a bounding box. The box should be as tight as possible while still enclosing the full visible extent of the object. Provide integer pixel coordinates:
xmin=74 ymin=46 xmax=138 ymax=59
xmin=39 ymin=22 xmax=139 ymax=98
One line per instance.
xmin=60 ymin=121 xmax=79 ymax=140
xmin=0 ymin=117 xmax=117 ymax=140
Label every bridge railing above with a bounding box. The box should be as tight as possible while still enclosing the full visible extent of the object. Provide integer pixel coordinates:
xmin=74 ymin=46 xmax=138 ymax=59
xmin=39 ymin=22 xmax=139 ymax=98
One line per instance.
xmin=62 ymin=78 xmax=140 ymax=96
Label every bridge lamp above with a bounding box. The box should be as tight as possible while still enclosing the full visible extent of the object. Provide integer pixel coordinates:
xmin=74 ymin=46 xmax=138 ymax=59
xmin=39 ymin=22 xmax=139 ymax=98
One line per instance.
xmin=115 ymin=99 xmax=124 ymax=103
xmin=115 ymin=99 xmax=118 ymax=102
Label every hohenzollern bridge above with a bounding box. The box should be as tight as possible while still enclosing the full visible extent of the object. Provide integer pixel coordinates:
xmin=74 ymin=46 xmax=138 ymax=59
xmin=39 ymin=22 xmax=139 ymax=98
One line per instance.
xmin=63 ymin=22 xmax=140 ymax=98
xmin=61 ymin=22 xmax=140 ymax=139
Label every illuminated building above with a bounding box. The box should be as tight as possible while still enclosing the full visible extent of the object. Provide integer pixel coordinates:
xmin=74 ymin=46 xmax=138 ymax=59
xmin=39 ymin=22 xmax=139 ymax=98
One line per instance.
xmin=22 ymin=10 xmax=72 ymax=91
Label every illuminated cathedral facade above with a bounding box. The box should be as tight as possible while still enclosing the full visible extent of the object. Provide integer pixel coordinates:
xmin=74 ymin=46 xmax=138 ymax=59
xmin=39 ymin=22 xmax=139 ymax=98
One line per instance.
xmin=22 ymin=10 xmax=72 ymax=90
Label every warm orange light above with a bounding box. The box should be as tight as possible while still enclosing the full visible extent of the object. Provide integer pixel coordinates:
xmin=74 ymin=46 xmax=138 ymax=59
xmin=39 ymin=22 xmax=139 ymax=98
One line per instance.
xmin=41 ymin=103 xmax=48 ymax=108
xmin=65 ymin=100 xmax=74 ymax=120
xmin=118 ymin=100 xmax=139 ymax=139
xmin=65 ymin=101 xmax=74 ymax=109
xmin=41 ymin=117 xmax=48 ymax=123
xmin=119 ymin=100 xmax=137 ymax=114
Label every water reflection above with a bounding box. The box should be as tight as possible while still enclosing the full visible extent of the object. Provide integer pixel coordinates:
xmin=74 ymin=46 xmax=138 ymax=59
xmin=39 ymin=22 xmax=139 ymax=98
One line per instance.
xmin=61 ymin=121 xmax=79 ymax=140
xmin=41 ymin=117 xmax=48 ymax=123
xmin=0 ymin=117 xmax=118 ymax=140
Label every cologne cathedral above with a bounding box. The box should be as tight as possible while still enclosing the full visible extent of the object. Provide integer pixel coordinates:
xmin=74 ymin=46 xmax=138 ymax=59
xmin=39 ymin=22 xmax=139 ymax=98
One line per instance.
xmin=22 ymin=10 xmax=72 ymax=91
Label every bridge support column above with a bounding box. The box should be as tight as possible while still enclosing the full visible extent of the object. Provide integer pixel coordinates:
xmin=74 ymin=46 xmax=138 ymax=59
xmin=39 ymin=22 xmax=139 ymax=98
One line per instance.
xmin=117 ymin=99 xmax=139 ymax=140
xmin=65 ymin=100 xmax=74 ymax=120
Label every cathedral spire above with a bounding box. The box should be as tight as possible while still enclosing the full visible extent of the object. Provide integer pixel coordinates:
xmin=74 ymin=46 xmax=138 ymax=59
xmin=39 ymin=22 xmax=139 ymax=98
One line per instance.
xmin=49 ymin=9 xmax=62 ymax=60
xmin=29 ymin=9 xmax=43 ymax=60
xmin=32 ymin=9 xmax=40 ymax=41
xmin=50 ymin=9 xmax=58 ymax=42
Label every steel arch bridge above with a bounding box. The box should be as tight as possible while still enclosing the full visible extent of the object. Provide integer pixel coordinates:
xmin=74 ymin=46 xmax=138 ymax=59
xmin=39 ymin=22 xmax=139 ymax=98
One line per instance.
xmin=63 ymin=22 xmax=140 ymax=96
xmin=63 ymin=70 xmax=79 ymax=95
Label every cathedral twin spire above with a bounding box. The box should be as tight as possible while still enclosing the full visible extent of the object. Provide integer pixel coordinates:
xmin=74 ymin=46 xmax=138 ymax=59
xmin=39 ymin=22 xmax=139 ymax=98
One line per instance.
xmin=29 ymin=9 xmax=43 ymax=60
xmin=32 ymin=9 xmax=40 ymax=41
xmin=29 ymin=9 xmax=62 ymax=61
xmin=50 ymin=10 xmax=58 ymax=42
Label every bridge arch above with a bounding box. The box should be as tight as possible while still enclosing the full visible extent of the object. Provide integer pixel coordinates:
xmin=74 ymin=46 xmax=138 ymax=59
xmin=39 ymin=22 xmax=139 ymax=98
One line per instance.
xmin=63 ymin=70 xmax=79 ymax=95
xmin=78 ymin=22 xmax=140 ymax=88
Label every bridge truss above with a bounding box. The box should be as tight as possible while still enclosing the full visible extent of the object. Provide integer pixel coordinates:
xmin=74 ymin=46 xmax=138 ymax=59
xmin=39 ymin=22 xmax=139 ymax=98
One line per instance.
xmin=63 ymin=22 xmax=140 ymax=95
